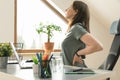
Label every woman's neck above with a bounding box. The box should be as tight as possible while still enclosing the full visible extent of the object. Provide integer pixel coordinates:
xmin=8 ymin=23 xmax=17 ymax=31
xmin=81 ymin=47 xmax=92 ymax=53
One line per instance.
xmin=66 ymin=19 xmax=74 ymax=32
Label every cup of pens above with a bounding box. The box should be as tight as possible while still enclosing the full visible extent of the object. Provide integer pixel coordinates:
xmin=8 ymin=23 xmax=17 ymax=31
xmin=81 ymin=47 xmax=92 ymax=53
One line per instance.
xmin=36 ymin=52 xmax=53 ymax=78
xmin=38 ymin=60 xmax=51 ymax=78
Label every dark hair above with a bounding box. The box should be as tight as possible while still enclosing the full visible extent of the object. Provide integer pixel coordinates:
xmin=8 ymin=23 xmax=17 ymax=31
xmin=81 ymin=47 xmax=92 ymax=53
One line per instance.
xmin=70 ymin=0 xmax=90 ymax=32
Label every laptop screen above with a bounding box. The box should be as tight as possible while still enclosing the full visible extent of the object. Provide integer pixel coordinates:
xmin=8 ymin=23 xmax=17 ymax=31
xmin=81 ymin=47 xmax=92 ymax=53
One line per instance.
xmin=10 ymin=42 xmax=21 ymax=62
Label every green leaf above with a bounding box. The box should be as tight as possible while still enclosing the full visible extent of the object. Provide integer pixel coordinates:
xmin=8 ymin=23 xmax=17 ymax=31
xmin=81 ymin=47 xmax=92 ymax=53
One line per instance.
xmin=36 ymin=22 xmax=62 ymax=42
xmin=32 ymin=56 xmax=38 ymax=64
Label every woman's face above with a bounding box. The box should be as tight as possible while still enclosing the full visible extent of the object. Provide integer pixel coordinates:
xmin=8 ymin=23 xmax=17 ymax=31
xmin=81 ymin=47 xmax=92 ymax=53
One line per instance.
xmin=65 ymin=5 xmax=77 ymax=20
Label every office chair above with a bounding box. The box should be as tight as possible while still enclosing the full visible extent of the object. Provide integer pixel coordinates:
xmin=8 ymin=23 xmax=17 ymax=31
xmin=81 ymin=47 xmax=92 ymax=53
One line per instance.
xmin=98 ymin=19 xmax=120 ymax=80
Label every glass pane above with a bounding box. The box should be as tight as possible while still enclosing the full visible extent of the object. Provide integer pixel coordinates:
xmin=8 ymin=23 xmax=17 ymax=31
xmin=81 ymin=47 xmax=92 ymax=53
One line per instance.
xmin=17 ymin=0 xmax=67 ymax=49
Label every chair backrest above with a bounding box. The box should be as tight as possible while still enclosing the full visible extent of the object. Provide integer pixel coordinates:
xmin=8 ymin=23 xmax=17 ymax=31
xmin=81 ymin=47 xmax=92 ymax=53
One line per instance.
xmin=98 ymin=19 xmax=120 ymax=70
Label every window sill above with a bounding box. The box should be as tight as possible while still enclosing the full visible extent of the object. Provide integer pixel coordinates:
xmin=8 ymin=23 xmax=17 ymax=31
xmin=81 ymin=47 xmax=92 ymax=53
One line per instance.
xmin=17 ymin=49 xmax=61 ymax=53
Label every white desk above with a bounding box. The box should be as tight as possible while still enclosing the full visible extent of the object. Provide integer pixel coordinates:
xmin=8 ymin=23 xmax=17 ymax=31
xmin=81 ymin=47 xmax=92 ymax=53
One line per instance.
xmin=0 ymin=64 xmax=113 ymax=80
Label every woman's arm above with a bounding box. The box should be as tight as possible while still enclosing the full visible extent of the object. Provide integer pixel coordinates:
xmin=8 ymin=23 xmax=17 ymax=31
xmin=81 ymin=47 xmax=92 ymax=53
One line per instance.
xmin=72 ymin=33 xmax=103 ymax=65
xmin=77 ymin=33 xmax=103 ymax=55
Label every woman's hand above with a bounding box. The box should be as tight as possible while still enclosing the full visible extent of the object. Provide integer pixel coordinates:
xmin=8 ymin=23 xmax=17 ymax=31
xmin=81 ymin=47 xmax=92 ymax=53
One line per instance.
xmin=72 ymin=54 xmax=83 ymax=65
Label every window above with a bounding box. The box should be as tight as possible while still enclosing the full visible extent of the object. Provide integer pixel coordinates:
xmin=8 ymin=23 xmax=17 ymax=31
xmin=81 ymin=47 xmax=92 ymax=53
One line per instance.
xmin=17 ymin=0 xmax=67 ymax=49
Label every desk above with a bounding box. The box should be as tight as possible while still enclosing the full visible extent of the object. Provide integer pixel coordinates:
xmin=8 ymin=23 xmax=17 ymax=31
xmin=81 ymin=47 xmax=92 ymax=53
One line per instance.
xmin=0 ymin=64 xmax=113 ymax=80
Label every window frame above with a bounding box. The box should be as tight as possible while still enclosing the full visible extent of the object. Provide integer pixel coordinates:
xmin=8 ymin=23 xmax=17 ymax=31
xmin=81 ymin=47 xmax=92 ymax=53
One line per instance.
xmin=14 ymin=0 xmax=67 ymax=53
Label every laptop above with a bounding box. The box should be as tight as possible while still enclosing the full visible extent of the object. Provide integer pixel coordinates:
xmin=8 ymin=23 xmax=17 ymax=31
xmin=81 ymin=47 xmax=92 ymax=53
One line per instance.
xmin=10 ymin=42 xmax=33 ymax=69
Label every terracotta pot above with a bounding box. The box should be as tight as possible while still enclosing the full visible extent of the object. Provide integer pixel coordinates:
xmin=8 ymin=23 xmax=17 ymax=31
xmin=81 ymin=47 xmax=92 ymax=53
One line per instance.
xmin=44 ymin=42 xmax=54 ymax=54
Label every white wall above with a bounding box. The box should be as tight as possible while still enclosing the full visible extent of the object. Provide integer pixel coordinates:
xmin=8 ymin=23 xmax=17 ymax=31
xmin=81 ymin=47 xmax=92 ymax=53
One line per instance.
xmin=0 ymin=0 xmax=14 ymax=43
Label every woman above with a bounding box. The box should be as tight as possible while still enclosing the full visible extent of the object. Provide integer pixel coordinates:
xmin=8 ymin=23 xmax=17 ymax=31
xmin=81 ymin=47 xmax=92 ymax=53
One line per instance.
xmin=61 ymin=0 xmax=103 ymax=67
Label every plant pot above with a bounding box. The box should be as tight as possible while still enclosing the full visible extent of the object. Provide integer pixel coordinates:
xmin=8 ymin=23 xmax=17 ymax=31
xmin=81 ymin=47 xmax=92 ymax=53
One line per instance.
xmin=0 ymin=57 xmax=8 ymax=68
xmin=44 ymin=42 xmax=54 ymax=54
xmin=32 ymin=64 xmax=38 ymax=74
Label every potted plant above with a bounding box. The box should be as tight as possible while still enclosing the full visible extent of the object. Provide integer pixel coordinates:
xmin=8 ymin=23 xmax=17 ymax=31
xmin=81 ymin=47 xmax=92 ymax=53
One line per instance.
xmin=36 ymin=22 xmax=62 ymax=53
xmin=32 ymin=56 xmax=39 ymax=74
xmin=0 ymin=43 xmax=13 ymax=68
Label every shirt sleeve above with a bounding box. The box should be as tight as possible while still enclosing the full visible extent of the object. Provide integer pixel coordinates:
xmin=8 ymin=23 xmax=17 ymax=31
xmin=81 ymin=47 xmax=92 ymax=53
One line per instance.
xmin=72 ymin=24 xmax=88 ymax=40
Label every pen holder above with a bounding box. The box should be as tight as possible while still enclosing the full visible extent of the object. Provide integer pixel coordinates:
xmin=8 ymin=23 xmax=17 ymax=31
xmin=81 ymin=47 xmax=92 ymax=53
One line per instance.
xmin=38 ymin=60 xmax=51 ymax=78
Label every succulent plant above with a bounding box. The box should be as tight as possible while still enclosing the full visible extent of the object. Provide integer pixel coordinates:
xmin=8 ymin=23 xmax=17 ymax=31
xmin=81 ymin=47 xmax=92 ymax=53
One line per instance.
xmin=0 ymin=43 xmax=13 ymax=57
xmin=32 ymin=56 xmax=38 ymax=64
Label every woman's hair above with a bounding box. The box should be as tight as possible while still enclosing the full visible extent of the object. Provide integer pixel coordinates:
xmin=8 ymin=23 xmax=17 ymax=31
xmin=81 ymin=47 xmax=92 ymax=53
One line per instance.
xmin=70 ymin=0 xmax=90 ymax=32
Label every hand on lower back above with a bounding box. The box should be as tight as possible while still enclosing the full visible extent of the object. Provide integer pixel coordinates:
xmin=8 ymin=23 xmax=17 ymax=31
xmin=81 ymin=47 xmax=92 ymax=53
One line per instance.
xmin=72 ymin=54 xmax=83 ymax=66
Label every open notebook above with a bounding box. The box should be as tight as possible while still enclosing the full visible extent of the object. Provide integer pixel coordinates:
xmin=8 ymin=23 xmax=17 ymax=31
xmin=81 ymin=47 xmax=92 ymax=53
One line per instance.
xmin=64 ymin=65 xmax=95 ymax=74
xmin=10 ymin=42 xmax=33 ymax=69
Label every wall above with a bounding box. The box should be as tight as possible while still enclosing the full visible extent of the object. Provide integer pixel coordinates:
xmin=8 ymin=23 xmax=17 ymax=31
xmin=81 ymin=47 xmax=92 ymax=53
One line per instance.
xmin=0 ymin=0 xmax=14 ymax=43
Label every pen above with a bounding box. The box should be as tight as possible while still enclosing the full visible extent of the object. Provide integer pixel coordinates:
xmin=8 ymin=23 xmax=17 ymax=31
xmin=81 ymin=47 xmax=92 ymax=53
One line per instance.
xmin=39 ymin=52 xmax=42 ymax=63
xmin=65 ymin=72 xmax=95 ymax=74
xmin=36 ymin=52 xmax=41 ymax=63
xmin=48 ymin=54 xmax=53 ymax=63
xmin=73 ymin=68 xmax=83 ymax=72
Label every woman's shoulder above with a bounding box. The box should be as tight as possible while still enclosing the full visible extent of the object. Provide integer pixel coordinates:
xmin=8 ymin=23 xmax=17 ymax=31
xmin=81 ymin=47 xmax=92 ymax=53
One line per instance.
xmin=72 ymin=23 xmax=85 ymax=31
xmin=74 ymin=22 xmax=83 ymax=26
